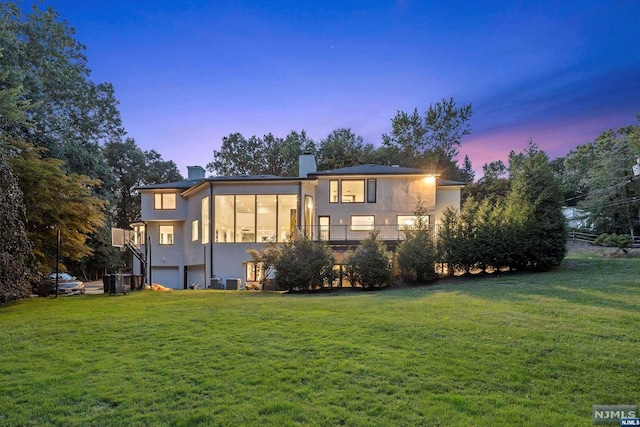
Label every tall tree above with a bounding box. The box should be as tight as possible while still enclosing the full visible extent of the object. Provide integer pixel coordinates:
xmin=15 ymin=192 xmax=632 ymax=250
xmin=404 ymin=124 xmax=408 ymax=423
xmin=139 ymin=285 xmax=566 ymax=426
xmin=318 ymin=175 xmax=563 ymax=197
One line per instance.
xmin=0 ymin=60 xmax=36 ymax=301
xmin=381 ymin=98 xmax=473 ymax=178
xmin=316 ymin=128 xmax=376 ymax=171
xmin=8 ymin=141 xmax=106 ymax=272
xmin=460 ymin=154 xmax=475 ymax=184
xmin=0 ymin=3 xmax=124 ymax=184
xmin=207 ymin=130 xmax=316 ymax=176
xmin=563 ymin=124 xmax=640 ymax=235
xmin=104 ymin=138 xmax=183 ymax=228
xmin=507 ymin=142 xmax=566 ymax=269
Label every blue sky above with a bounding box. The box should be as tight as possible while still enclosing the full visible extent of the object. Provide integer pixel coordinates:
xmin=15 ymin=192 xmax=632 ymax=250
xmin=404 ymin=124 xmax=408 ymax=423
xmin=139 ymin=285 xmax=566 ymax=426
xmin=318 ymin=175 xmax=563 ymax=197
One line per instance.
xmin=32 ymin=0 xmax=640 ymax=177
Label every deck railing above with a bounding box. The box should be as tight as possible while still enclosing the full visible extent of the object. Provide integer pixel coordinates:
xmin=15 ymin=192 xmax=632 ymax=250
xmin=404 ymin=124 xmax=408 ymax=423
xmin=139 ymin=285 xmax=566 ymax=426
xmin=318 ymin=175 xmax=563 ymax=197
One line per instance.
xmin=299 ymin=224 xmax=437 ymax=243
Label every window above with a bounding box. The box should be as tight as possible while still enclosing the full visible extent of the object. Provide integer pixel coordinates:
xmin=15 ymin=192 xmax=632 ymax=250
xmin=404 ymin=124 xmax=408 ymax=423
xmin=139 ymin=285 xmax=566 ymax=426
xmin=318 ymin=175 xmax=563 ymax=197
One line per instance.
xmin=351 ymin=215 xmax=374 ymax=231
xmin=236 ymin=195 xmax=256 ymax=242
xmin=329 ymin=180 xmax=339 ymax=203
xmin=304 ymin=195 xmax=313 ymax=236
xmin=246 ymin=262 xmax=264 ymax=282
xmin=367 ymin=179 xmax=376 ymax=203
xmin=397 ymin=215 xmax=430 ymax=230
xmin=215 ymin=195 xmax=234 ymax=242
xmin=278 ymin=195 xmax=298 ymax=241
xmin=215 ymin=194 xmax=298 ymax=243
xmin=154 ymin=193 xmax=176 ymax=210
xmin=341 ymin=180 xmax=365 ymax=203
xmin=257 ymin=195 xmax=277 ymax=242
xmin=159 ymin=225 xmax=174 ymax=245
xmin=192 ymin=220 xmax=199 ymax=242
xmin=202 ymin=197 xmax=210 ymax=244
xmin=319 ymin=216 xmax=330 ymax=240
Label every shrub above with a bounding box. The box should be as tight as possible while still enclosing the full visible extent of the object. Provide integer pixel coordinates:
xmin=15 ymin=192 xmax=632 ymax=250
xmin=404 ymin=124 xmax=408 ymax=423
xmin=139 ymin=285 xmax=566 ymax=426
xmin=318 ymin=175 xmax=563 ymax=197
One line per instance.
xmin=346 ymin=231 xmax=391 ymax=288
xmin=594 ymin=233 xmax=631 ymax=257
xmin=272 ymin=236 xmax=334 ymax=291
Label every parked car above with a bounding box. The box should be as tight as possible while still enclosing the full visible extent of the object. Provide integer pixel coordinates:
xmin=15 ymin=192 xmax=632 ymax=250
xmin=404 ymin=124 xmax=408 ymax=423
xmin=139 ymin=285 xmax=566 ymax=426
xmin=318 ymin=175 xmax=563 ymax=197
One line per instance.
xmin=44 ymin=272 xmax=85 ymax=295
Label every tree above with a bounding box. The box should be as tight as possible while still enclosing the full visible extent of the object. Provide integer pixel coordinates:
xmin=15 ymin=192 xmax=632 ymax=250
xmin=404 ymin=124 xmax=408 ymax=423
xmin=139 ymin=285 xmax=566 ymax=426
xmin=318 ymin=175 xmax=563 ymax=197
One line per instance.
xmin=381 ymin=98 xmax=473 ymax=178
xmin=346 ymin=231 xmax=392 ymax=288
xmin=507 ymin=142 xmax=566 ymax=269
xmin=0 ymin=67 xmax=36 ymax=301
xmin=207 ymin=130 xmax=316 ymax=176
xmin=8 ymin=141 xmax=106 ymax=272
xmin=0 ymin=3 xmax=124 ymax=184
xmin=316 ymin=128 xmax=377 ymax=171
xmin=0 ymin=149 xmax=35 ymax=302
xmin=462 ymin=160 xmax=510 ymax=203
xmin=563 ymin=124 xmax=640 ymax=235
xmin=396 ymin=199 xmax=438 ymax=282
xmin=460 ymin=154 xmax=475 ymax=184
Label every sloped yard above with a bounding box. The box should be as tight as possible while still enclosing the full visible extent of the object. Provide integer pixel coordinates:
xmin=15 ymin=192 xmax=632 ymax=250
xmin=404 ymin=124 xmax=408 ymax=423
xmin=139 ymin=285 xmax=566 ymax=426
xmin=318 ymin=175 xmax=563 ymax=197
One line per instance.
xmin=1 ymin=253 xmax=638 ymax=426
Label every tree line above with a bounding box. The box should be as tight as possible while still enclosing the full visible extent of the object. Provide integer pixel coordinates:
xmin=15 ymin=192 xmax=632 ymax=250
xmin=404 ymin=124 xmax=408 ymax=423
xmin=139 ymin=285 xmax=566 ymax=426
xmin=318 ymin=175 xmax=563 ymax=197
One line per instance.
xmin=207 ymin=100 xmax=476 ymax=182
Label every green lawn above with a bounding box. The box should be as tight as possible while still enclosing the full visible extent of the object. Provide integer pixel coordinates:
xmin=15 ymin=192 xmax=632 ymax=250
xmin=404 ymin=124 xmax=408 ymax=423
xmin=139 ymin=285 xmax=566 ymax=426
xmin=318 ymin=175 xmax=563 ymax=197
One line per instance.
xmin=1 ymin=254 xmax=639 ymax=426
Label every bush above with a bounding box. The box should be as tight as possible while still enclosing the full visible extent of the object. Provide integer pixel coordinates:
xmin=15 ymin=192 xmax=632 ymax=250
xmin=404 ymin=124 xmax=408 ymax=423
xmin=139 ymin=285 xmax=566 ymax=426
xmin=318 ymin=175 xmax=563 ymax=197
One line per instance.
xmin=272 ymin=236 xmax=334 ymax=291
xmin=594 ymin=233 xmax=631 ymax=257
xmin=346 ymin=231 xmax=391 ymax=288
xmin=397 ymin=228 xmax=438 ymax=282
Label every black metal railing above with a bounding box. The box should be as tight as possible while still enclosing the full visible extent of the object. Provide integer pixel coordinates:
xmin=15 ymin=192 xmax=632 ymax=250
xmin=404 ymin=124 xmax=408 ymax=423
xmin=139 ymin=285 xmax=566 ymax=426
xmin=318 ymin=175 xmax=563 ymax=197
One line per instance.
xmin=299 ymin=224 xmax=436 ymax=242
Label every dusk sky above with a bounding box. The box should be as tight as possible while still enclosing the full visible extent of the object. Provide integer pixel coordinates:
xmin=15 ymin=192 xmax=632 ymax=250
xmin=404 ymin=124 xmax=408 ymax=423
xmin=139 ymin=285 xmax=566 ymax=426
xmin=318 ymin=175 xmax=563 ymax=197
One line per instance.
xmin=32 ymin=0 xmax=640 ymax=178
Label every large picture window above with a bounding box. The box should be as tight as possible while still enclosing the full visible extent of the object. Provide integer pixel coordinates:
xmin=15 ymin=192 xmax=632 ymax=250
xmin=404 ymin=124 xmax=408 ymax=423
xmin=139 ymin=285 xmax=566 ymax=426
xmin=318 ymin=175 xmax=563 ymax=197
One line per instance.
xmin=154 ymin=193 xmax=176 ymax=210
xmin=341 ymin=180 xmax=365 ymax=203
xmin=278 ymin=195 xmax=298 ymax=241
xmin=257 ymin=195 xmax=277 ymax=242
xmin=159 ymin=225 xmax=174 ymax=245
xmin=351 ymin=215 xmax=374 ymax=231
xmin=214 ymin=195 xmax=234 ymax=242
xmin=397 ymin=215 xmax=430 ymax=230
xmin=215 ymin=194 xmax=298 ymax=243
xmin=236 ymin=195 xmax=256 ymax=242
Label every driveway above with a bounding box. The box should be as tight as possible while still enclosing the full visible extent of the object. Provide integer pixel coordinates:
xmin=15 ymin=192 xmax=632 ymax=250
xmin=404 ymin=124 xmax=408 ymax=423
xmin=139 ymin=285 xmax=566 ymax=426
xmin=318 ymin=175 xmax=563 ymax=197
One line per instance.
xmin=84 ymin=280 xmax=104 ymax=295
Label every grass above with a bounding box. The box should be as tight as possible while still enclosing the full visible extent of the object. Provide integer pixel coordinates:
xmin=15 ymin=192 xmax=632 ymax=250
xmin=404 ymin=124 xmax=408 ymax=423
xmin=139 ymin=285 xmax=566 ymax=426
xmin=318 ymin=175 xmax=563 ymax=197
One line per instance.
xmin=1 ymin=254 xmax=639 ymax=426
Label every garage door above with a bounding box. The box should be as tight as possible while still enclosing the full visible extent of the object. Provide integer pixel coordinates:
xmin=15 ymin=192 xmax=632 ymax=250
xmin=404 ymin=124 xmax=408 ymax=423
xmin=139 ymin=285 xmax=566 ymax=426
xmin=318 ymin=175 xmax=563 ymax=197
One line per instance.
xmin=152 ymin=267 xmax=180 ymax=289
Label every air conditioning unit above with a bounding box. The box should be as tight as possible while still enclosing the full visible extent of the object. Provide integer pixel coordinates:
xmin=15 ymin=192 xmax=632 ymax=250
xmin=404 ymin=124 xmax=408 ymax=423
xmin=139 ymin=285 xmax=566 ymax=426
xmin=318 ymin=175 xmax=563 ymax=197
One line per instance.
xmin=210 ymin=277 xmax=222 ymax=289
xmin=225 ymin=278 xmax=241 ymax=290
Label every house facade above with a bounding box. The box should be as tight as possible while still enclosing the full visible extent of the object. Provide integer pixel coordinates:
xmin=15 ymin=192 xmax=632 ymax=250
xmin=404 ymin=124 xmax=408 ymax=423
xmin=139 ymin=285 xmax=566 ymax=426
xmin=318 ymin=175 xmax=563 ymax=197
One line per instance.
xmin=131 ymin=155 xmax=462 ymax=289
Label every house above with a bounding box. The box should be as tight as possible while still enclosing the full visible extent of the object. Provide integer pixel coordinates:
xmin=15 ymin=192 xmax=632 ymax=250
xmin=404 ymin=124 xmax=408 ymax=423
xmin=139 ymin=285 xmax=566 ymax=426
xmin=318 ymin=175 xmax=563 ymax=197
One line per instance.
xmin=130 ymin=154 xmax=463 ymax=289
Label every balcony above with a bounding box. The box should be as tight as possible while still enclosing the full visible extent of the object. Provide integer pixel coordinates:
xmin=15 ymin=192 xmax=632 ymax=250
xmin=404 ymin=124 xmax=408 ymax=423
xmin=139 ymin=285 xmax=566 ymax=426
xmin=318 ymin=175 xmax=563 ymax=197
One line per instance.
xmin=300 ymin=224 xmax=436 ymax=244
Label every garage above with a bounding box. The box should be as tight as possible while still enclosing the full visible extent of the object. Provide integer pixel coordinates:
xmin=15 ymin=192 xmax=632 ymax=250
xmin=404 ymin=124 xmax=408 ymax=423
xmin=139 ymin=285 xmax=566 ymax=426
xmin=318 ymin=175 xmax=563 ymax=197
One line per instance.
xmin=151 ymin=267 xmax=180 ymax=290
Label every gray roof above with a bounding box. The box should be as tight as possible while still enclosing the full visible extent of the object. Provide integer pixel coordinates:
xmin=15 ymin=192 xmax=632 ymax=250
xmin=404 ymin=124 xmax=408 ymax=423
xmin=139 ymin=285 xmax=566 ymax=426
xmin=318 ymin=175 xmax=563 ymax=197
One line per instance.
xmin=310 ymin=164 xmax=433 ymax=176
xmin=136 ymin=179 xmax=201 ymax=190
xmin=136 ymin=167 xmax=464 ymax=191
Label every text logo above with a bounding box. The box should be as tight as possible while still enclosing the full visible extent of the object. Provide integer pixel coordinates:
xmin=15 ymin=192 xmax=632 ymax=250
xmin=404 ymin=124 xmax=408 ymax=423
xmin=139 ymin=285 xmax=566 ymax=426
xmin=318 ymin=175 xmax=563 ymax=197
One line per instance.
xmin=593 ymin=405 xmax=638 ymax=425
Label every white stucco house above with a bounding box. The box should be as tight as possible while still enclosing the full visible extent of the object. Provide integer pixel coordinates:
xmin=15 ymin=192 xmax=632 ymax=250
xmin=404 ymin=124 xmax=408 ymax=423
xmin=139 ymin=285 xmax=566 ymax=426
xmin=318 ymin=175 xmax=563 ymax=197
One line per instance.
xmin=129 ymin=154 xmax=463 ymax=289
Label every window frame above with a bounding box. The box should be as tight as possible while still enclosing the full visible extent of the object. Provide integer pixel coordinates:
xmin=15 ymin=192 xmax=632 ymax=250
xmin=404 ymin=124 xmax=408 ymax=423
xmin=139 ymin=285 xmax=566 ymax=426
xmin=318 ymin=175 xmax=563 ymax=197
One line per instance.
xmin=191 ymin=219 xmax=199 ymax=242
xmin=396 ymin=215 xmax=430 ymax=230
xmin=201 ymin=196 xmax=210 ymax=244
xmin=350 ymin=215 xmax=375 ymax=231
xmin=340 ymin=179 xmax=365 ymax=203
xmin=329 ymin=180 xmax=339 ymax=203
xmin=366 ymin=179 xmax=377 ymax=203
xmin=154 ymin=192 xmax=177 ymax=210
xmin=159 ymin=225 xmax=174 ymax=245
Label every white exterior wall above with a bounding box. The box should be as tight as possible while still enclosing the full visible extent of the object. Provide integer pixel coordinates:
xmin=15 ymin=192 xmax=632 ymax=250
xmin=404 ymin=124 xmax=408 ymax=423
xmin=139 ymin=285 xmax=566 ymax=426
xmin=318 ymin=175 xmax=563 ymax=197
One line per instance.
xmin=139 ymin=189 xmax=188 ymax=222
xmin=435 ymin=186 xmax=462 ymax=225
xmin=147 ymin=220 xmax=185 ymax=289
xmin=314 ymin=175 xmax=437 ymax=226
